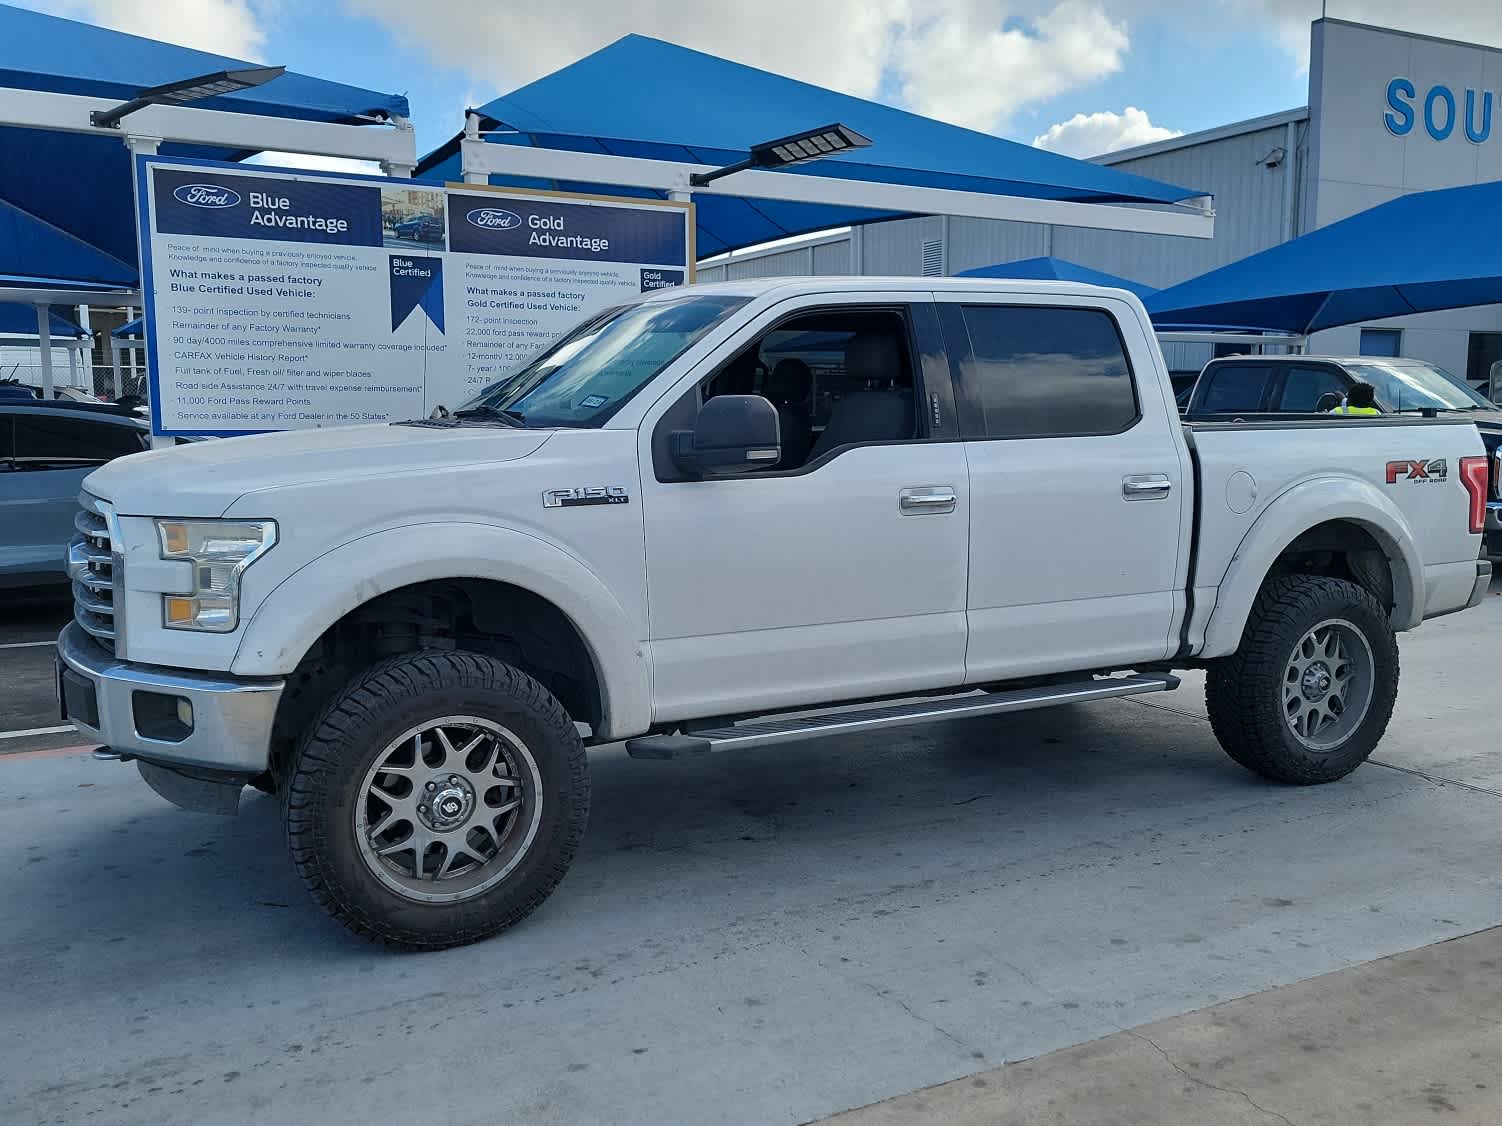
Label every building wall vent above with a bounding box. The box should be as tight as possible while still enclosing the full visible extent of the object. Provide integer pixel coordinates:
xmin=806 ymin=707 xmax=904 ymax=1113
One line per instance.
xmin=920 ymin=238 xmax=945 ymax=277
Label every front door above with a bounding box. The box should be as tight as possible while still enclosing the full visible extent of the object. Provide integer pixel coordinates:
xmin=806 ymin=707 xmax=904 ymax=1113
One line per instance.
xmin=935 ymin=294 xmax=1188 ymax=682
xmin=638 ymin=296 xmax=969 ymax=722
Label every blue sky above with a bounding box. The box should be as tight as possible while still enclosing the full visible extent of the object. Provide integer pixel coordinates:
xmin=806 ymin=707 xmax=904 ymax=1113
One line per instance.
xmin=21 ymin=2 xmax=1500 ymax=160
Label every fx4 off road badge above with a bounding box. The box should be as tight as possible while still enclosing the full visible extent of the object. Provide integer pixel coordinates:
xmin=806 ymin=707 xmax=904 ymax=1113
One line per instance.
xmin=1385 ymin=458 xmax=1448 ymax=484
xmin=543 ymin=486 xmax=630 ymax=508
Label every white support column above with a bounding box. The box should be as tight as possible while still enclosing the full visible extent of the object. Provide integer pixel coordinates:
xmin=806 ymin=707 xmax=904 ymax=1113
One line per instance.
xmin=35 ymin=304 xmax=53 ymax=399
xmin=110 ymin=340 xmax=122 ymax=399
xmin=379 ymin=117 xmax=417 ymax=178
xmin=68 ymin=340 xmax=80 ymax=386
xmin=461 ymin=114 xmax=489 ymax=185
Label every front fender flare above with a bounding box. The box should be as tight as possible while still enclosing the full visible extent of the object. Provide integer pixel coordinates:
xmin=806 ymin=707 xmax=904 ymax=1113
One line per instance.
xmin=1200 ymin=476 xmax=1423 ymax=658
xmin=230 ymin=522 xmax=650 ymax=739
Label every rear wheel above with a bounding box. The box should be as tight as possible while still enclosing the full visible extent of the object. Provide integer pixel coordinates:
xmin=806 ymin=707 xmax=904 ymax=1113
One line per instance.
xmin=285 ymin=651 xmax=589 ymax=949
xmin=1206 ymin=575 xmax=1398 ymax=784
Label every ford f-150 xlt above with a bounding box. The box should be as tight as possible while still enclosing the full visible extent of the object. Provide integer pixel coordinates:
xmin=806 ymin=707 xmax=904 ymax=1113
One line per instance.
xmin=59 ymin=278 xmax=1493 ymax=948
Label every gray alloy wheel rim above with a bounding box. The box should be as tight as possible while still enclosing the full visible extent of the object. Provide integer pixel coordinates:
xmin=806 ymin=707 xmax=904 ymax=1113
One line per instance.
xmin=354 ymin=715 xmax=544 ymax=904
xmin=1282 ymin=618 xmax=1375 ymax=752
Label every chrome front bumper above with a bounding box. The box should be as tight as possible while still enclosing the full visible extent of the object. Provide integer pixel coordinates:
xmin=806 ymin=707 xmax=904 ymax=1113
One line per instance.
xmin=56 ymin=621 xmax=283 ymax=775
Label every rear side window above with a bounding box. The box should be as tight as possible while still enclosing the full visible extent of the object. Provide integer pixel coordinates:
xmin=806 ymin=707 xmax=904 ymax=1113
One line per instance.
xmin=13 ymin=414 xmax=146 ymax=466
xmin=957 ymin=305 xmax=1138 ymax=438
xmin=1277 ymin=366 xmax=1348 ymax=411
xmin=1199 ymin=364 xmax=1273 ymax=412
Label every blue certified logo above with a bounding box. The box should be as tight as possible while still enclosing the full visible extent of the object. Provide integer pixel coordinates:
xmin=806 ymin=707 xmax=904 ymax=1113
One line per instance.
xmin=466 ymin=207 xmax=523 ymax=231
xmin=173 ymin=183 xmax=242 ymax=208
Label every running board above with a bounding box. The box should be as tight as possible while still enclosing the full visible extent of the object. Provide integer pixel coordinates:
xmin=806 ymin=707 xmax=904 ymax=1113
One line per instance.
xmin=624 ymin=673 xmax=1180 ymax=759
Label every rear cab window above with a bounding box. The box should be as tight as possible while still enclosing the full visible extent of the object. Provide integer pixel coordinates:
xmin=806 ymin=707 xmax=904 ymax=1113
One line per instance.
xmin=948 ymin=304 xmax=1139 ymax=438
xmin=1196 ymin=363 xmax=1274 ymax=413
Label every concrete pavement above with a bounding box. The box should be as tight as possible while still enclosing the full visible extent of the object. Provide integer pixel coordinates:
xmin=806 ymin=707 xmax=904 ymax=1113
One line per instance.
xmin=2 ymin=581 xmax=1500 ymax=1125
xmin=823 ymin=926 xmax=1502 ymax=1125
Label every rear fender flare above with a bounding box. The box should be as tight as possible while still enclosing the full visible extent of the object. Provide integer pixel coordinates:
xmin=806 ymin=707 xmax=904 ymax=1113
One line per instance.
xmin=1200 ymin=477 xmax=1422 ymax=658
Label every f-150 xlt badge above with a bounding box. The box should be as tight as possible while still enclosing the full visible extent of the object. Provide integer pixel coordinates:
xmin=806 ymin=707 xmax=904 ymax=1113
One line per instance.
xmin=543 ymin=487 xmax=630 ymax=508
xmin=1385 ymin=459 xmax=1448 ymax=484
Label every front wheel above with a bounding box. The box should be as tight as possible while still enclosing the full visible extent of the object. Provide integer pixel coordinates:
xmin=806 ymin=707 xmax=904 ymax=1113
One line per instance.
xmin=1206 ymin=575 xmax=1398 ymax=784
xmin=285 ymin=651 xmax=589 ymax=949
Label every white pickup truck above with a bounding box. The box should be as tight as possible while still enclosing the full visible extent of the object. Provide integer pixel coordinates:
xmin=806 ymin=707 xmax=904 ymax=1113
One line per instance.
xmin=60 ymin=277 xmax=1493 ymax=949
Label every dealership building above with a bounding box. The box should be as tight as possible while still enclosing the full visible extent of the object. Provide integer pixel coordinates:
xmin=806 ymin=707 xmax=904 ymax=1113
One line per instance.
xmin=698 ymin=18 xmax=1502 ymax=384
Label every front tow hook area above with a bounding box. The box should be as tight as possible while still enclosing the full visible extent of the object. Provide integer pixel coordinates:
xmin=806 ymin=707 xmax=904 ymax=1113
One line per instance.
xmin=91 ymin=747 xmax=134 ymax=762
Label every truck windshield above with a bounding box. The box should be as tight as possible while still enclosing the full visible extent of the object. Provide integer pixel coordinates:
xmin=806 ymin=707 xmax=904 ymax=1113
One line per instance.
xmin=457 ymin=294 xmax=748 ymax=428
xmin=1343 ymin=361 xmax=1498 ymax=412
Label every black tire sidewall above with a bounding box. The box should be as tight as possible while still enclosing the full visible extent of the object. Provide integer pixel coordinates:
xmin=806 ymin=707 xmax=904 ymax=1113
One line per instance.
xmin=287 ymin=652 xmax=588 ymax=948
xmin=1211 ymin=576 xmax=1398 ymax=784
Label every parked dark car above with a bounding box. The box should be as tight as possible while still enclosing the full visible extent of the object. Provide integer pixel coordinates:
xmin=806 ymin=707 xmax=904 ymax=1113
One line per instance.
xmin=0 ymin=401 xmax=150 ymax=590
xmin=1184 ymin=355 xmax=1502 ymax=556
xmin=393 ymin=213 xmax=444 ymax=243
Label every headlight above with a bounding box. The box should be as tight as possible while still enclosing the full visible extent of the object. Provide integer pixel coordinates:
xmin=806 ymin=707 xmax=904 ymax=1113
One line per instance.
xmin=155 ymin=519 xmax=276 ymax=632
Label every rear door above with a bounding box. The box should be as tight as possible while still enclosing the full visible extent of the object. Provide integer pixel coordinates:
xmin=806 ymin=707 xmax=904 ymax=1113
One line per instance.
xmin=1190 ymin=361 xmax=1276 ymax=415
xmin=936 ymin=295 xmax=1187 ymax=681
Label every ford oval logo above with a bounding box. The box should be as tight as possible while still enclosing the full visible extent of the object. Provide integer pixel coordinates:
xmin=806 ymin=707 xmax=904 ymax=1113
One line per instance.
xmin=173 ymin=183 xmax=241 ymax=208
xmin=466 ymin=207 xmax=523 ymax=230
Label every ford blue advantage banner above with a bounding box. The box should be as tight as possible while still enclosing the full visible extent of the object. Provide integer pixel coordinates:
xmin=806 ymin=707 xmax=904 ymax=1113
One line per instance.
xmin=151 ymin=166 xmax=383 ymax=247
xmin=138 ymin=157 xmax=692 ymax=438
xmin=447 ymin=195 xmax=688 ymax=266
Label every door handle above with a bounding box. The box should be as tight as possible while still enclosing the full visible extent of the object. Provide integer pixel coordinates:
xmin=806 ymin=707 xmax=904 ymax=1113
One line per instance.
xmin=1122 ymin=474 xmax=1173 ymax=500
xmin=899 ymin=486 xmax=957 ymax=515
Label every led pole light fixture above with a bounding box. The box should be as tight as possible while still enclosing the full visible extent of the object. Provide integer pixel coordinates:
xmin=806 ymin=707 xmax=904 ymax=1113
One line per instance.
xmin=90 ymin=66 xmax=287 ymax=129
xmin=689 ymin=123 xmax=873 ymax=187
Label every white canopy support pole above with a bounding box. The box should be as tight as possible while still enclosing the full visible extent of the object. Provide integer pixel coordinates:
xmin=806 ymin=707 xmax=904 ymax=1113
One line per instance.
xmin=35 ymin=304 xmax=53 ymax=399
xmin=458 ymin=138 xmax=1217 ymax=240
xmin=110 ymin=338 xmax=122 ymax=399
xmin=461 ymin=114 xmax=489 ymax=185
xmin=78 ymin=303 xmax=93 ymax=394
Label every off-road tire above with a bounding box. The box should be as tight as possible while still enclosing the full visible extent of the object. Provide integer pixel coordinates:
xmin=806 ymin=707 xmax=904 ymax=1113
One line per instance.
xmin=1206 ymin=575 xmax=1398 ymax=784
xmin=284 ymin=650 xmax=589 ymax=949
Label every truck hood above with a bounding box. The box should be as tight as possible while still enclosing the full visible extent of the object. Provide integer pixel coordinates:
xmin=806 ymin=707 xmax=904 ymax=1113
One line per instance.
xmin=86 ymin=422 xmax=555 ymax=517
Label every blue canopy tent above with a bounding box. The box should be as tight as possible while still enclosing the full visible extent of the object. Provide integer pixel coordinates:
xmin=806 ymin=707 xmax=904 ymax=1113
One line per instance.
xmin=0 ymin=303 xmax=85 ymax=338
xmin=956 ymin=256 xmax=1156 ymax=298
xmin=0 ymin=3 xmax=411 ymax=270
xmin=417 ymin=35 xmax=1209 ymax=258
xmin=0 ymin=3 xmax=412 ymax=398
xmin=1147 ymin=182 xmax=1502 ymax=334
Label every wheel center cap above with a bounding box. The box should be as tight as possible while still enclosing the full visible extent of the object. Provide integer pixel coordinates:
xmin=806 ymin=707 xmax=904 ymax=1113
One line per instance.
xmin=1301 ymin=662 xmax=1333 ymax=701
xmin=421 ymin=779 xmax=474 ymax=830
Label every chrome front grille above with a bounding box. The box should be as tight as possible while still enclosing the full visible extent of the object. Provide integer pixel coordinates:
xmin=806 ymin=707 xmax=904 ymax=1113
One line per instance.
xmin=68 ymin=493 xmax=120 ymax=654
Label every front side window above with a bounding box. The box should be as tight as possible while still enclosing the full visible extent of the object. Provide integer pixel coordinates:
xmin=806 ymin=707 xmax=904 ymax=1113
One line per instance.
xmin=958 ymin=305 xmax=1137 ymax=438
xmin=12 ymin=414 xmax=147 ymax=467
xmin=458 ymin=294 xmax=748 ymax=428
xmin=1343 ymin=360 xmax=1497 ymax=412
xmin=1199 ymin=364 xmax=1273 ymax=413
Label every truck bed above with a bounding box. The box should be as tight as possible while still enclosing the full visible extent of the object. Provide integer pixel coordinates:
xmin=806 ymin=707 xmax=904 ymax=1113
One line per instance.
xmin=1181 ymin=414 xmax=1485 ymax=659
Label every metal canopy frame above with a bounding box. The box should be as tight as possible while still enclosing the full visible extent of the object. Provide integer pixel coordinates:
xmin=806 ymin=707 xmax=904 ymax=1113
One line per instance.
xmin=457 ymin=115 xmax=1216 ymax=240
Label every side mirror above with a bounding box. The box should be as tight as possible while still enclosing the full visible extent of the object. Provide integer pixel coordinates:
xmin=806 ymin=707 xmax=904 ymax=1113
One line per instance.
xmin=671 ymin=394 xmax=781 ymax=477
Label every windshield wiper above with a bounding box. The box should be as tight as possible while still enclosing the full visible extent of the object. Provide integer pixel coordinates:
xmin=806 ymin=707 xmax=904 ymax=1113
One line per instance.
xmin=452 ymin=404 xmax=526 ymax=426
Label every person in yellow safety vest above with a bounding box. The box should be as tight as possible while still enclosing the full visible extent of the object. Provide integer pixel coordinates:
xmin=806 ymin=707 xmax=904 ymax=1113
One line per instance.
xmin=1328 ymin=381 xmax=1381 ymax=416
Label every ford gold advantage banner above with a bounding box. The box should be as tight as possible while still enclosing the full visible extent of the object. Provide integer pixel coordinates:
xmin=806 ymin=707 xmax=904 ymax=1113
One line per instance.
xmin=136 ymin=157 xmax=693 ymax=436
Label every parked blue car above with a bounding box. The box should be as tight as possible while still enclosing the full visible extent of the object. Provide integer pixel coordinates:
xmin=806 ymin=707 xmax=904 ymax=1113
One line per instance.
xmin=393 ymin=213 xmax=444 ymax=243
xmin=0 ymin=401 xmax=149 ymax=590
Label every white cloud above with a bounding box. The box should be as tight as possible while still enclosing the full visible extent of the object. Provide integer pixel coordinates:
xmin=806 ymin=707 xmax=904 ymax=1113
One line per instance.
xmin=1033 ymin=105 xmax=1181 ymax=157
xmin=248 ymin=151 xmax=384 ymax=175
xmin=23 ymin=0 xmax=266 ymax=58
xmin=345 ymin=0 xmax=1127 ymax=133
xmin=892 ymin=2 xmax=1129 ymax=131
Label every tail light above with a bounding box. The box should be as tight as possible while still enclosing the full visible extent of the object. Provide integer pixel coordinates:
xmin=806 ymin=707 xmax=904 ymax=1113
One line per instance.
xmin=1460 ymin=455 xmax=1488 ymax=535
